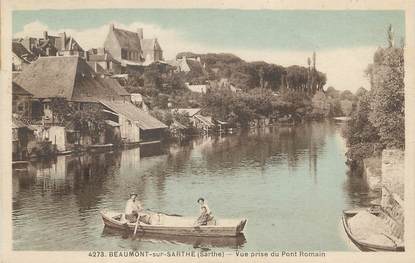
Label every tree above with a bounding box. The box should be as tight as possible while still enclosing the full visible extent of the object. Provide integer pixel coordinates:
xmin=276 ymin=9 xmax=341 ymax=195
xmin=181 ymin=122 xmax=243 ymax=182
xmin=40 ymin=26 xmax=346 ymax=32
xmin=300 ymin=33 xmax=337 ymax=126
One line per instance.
xmin=367 ymin=47 xmax=404 ymax=149
xmin=342 ymin=26 xmax=404 ymax=169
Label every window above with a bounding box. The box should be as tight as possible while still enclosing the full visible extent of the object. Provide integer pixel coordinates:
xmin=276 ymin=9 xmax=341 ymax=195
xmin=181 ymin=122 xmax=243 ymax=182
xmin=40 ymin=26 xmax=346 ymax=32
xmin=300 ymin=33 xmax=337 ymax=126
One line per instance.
xmin=18 ymin=103 xmax=24 ymax=112
xmin=121 ymin=48 xmax=127 ymax=59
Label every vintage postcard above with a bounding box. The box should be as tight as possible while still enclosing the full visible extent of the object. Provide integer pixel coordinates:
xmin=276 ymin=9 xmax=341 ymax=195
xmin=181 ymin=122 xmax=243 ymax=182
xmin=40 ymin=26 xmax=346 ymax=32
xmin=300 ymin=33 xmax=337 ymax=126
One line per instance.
xmin=1 ymin=0 xmax=415 ymax=262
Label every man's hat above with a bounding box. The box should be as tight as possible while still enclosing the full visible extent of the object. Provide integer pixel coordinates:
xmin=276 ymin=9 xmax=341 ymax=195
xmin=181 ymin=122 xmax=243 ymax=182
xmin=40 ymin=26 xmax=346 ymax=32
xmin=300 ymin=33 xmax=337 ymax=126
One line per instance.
xmin=130 ymin=192 xmax=138 ymax=197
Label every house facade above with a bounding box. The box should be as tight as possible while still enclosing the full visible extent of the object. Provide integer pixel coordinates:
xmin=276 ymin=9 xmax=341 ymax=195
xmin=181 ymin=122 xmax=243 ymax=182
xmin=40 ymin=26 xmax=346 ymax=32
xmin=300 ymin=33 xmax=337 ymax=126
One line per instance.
xmin=100 ymin=100 xmax=167 ymax=144
xmin=12 ymin=82 xmax=33 ymax=119
xmin=141 ymin=36 xmax=163 ymax=64
xmin=13 ymin=56 xmax=126 ymax=152
xmin=104 ymin=24 xmax=163 ymax=67
xmin=104 ymin=24 xmax=144 ymax=65
xmin=86 ymin=48 xmax=122 ymax=74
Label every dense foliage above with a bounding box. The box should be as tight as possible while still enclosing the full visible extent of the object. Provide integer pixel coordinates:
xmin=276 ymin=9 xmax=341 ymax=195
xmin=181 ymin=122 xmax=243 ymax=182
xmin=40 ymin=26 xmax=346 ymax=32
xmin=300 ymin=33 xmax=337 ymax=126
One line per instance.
xmin=50 ymin=98 xmax=106 ymax=143
xmin=176 ymin=52 xmax=327 ymax=93
xmin=343 ymin=44 xmax=404 ymax=167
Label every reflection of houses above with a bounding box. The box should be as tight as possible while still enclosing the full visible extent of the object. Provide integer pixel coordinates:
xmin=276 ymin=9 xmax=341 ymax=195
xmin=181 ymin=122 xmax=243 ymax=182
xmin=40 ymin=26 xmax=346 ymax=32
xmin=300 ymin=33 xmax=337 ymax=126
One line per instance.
xmin=176 ymin=108 xmax=214 ymax=133
xmin=169 ymin=120 xmax=191 ymax=139
xmin=12 ymin=82 xmax=33 ymax=119
xmin=86 ymin=48 xmax=122 ymax=74
xmin=12 ymin=42 xmax=36 ymax=72
xmin=12 ymin=118 xmax=34 ymax=161
xmin=100 ymin=100 xmax=167 ymax=144
xmin=250 ymin=116 xmax=271 ymax=128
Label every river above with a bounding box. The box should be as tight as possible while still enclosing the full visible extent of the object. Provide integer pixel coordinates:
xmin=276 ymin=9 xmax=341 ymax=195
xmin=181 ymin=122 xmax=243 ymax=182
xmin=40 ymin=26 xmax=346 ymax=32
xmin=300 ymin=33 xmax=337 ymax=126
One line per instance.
xmin=12 ymin=121 xmax=379 ymax=251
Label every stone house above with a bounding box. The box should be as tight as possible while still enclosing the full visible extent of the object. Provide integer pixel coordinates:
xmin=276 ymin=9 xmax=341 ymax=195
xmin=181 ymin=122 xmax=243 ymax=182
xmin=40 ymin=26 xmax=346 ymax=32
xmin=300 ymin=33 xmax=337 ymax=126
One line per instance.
xmin=168 ymin=56 xmax=204 ymax=73
xmin=140 ymin=35 xmax=163 ymax=64
xmin=104 ymin=25 xmax=163 ymax=67
xmin=104 ymin=24 xmax=145 ymax=66
xmin=13 ymin=56 xmax=127 ymax=152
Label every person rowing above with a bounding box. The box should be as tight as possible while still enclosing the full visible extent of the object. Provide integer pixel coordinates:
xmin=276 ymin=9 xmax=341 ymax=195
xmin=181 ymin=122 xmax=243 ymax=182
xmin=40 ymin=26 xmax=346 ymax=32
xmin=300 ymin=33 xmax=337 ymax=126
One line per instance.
xmin=195 ymin=197 xmax=216 ymax=226
xmin=124 ymin=192 xmax=143 ymax=223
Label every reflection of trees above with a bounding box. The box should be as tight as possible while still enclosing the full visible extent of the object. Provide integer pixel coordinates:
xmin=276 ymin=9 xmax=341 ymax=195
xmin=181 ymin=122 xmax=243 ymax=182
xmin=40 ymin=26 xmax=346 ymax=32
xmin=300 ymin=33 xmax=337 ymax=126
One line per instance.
xmin=72 ymin=151 xmax=121 ymax=213
xmin=186 ymin=122 xmax=330 ymax=177
xmin=342 ymin=169 xmax=380 ymax=208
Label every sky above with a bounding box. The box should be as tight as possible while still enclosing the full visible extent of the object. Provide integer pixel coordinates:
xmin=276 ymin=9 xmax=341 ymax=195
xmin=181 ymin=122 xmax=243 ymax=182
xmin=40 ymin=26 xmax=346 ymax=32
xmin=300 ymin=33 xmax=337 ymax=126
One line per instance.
xmin=12 ymin=9 xmax=405 ymax=92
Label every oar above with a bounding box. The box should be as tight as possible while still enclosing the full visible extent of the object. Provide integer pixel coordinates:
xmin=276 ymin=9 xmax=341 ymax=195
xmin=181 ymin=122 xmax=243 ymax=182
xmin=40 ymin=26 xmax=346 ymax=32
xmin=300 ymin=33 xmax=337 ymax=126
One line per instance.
xmin=133 ymin=217 xmax=140 ymax=236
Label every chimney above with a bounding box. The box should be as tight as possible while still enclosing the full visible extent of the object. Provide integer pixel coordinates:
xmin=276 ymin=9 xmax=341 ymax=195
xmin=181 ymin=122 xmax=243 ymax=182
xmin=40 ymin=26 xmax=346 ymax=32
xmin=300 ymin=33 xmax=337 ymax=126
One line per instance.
xmin=59 ymin=32 xmax=67 ymax=50
xmin=109 ymin=24 xmax=115 ymax=31
xmin=43 ymin=31 xmax=48 ymax=40
xmin=137 ymin=28 xmax=143 ymax=40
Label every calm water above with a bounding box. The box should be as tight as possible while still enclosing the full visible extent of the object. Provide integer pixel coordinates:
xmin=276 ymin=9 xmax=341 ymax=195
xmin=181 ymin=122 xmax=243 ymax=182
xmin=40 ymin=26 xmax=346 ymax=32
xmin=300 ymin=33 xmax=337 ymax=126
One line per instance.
xmin=12 ymin=121 xmax=378 ymax=251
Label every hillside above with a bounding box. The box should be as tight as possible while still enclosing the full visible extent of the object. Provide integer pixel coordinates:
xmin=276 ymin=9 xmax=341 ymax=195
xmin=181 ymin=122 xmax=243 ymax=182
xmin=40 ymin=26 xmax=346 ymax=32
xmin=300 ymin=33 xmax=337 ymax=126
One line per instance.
xmin=176 ymin=52 xmax=327 ymax=93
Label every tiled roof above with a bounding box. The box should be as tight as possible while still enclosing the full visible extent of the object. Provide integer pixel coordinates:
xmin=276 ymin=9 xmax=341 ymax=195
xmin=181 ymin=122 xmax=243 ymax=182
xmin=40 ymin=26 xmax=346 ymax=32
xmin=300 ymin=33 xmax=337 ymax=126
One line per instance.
xmin=88 ymin=52 xmax=121 ymax=64
xmin=195 ymin=115 xmax=214 ymax=127
xmin=186 ymin=59 xmax=204 ymax=73
xmin=100 ymin=100 xmax=167 ymax=130
xmin=13 ymin=56 xmax=122 ymax=102
xmin=112 ymin=27 xmax=142 ymax=51
xmin=101 ymin=78 xmax=130 ymax=96
xmin=12 ymin=42 xmax=36 ymax=63
xmin=12 ymin=82 xmax=32 ymax=96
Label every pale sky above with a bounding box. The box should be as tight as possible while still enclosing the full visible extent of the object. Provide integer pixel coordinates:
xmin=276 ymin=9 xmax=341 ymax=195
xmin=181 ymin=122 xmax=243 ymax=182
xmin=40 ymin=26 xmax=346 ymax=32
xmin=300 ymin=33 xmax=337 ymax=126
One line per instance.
xmin=13 ymin=10 xmax=405 ymax=92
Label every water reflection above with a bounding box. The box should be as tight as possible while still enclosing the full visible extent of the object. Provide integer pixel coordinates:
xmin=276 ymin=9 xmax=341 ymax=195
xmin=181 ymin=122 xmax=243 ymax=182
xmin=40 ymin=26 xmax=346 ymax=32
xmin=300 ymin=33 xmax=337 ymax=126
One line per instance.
xmin=13 ymin=121 xmax=362 ymax=251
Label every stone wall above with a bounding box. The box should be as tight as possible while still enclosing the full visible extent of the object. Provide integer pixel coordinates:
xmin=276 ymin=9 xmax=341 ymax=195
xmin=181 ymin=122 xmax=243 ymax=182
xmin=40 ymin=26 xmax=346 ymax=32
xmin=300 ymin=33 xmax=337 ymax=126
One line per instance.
xmin=381 ymin=149 xmax=404 ymax=202
xmin=380 ymin=149 xmax=404 ymax=238
xmin=363 ymin=156 xmax=382 ymax=191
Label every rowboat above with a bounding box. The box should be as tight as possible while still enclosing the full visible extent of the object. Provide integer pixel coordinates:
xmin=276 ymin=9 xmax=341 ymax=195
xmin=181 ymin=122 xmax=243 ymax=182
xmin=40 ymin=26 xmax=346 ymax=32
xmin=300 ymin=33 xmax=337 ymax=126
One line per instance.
xmin=101 ymin=210 xmax=247 ymax=237
xmin=342 ymin=208 xmax=404 ymax=252
xmin=102 ymin=225 xmax=247 ymax=248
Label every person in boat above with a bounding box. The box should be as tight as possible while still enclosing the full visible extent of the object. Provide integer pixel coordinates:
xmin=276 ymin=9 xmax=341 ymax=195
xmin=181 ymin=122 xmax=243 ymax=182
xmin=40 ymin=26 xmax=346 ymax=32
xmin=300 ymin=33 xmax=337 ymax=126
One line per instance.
xmin=124 ymin=192 xmax=143 ymax=223
xmin=195 ymin=198 xmax=216 ymax=226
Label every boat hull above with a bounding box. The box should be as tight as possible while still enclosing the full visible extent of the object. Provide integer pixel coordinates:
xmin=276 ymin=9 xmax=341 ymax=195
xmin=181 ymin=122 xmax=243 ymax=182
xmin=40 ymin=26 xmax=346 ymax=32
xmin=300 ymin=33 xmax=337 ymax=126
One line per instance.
xmin=101 ymin=210 xmax=247 ymax=237
xmin=342 ymin=209 xmax=404 ymax=252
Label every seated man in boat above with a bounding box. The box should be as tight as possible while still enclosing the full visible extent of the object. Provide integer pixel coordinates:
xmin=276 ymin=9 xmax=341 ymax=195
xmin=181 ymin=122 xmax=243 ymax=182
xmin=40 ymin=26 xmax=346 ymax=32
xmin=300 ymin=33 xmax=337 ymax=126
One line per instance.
xmin=124 ymin=192 xmax=143 ymax=223
xmin=195 ymin=198 xmax=216 ymax=226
